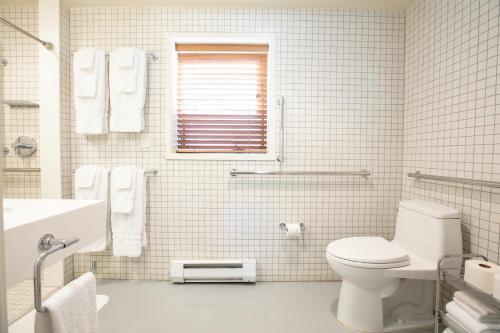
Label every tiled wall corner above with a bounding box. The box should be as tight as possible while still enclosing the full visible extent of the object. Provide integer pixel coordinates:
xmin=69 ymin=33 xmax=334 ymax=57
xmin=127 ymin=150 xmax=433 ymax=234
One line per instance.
xmin=0 ymin=5 xmax=40 ymax=199
xmin=403 ymin=0 xmax=500 ymax=263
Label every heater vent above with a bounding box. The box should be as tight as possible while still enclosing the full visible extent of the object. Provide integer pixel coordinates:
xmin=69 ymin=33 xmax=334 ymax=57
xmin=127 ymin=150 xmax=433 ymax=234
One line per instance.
xmin=170 ymin=259 xmax=256 ymax=283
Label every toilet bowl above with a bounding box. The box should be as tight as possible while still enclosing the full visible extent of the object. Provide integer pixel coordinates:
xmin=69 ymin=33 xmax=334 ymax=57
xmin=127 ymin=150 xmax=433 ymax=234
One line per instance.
xmin=326 ymin=200 xmax=462 ymax=333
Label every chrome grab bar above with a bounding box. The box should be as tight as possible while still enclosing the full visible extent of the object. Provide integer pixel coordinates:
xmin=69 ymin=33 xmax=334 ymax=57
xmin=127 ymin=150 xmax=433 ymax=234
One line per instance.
xmin=34 ymin=234 xmax=79 ymax=313
xmin=230 ymin=169 xmax=370 ymax=177
xmin=0 ymin=17 xmax=53 ymax=50
xmin=276 ymin=96 xmax=285 ymax=163
xmin=408 ymin=171 xmax=500 ymax=188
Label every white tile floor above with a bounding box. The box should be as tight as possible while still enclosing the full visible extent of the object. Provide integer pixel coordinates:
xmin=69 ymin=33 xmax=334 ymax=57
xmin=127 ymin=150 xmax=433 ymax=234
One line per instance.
xmin=97 ymin=280 xmax=435 ymax=333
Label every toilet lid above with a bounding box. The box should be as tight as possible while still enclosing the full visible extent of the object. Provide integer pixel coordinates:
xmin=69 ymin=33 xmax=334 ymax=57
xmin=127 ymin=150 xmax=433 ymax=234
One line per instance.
xmin=327 ymin=237 xmax=409 ymax=264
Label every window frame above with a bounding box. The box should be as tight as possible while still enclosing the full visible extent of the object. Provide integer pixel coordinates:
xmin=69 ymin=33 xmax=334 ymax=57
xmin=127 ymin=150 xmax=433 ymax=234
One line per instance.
xmin=166 ymin=33 xmax=276 ymax=161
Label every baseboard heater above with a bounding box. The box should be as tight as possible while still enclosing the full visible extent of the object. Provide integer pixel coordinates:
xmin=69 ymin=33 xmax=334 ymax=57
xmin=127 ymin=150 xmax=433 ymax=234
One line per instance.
xmin=170 ymin=259 xmax=256 ymax=283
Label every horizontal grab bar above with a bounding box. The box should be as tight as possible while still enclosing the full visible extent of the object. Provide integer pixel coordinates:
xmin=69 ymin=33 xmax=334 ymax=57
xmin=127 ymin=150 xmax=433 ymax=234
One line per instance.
xmin=230 ymin=169 xmax=370 ymax=177
xmin=408 ymin=171 xmax=500 ymax=188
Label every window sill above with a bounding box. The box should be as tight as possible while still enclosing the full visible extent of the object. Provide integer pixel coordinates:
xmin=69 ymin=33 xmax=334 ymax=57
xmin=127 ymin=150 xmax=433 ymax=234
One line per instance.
xmin=165 ymin=152 xmax=277 ymax=161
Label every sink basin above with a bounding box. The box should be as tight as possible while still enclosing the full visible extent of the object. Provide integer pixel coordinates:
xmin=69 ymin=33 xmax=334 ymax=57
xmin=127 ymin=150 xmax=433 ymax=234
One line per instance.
xmin=3 ymin=199 xmax=106 ymax=289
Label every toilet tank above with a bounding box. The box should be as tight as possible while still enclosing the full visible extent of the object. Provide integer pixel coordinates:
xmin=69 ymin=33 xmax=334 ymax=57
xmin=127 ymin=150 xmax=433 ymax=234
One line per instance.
xmin=393 ymin=200 xmax=462 ymax=264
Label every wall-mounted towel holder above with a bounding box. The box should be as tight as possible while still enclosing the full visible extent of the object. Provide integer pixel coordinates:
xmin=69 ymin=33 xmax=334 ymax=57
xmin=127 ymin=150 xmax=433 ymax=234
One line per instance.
xmin=71 ymin=51 xmax=159 ymax=61
xmin=34 ymin=234 xmax=79 ymax=313
xmin=72 ymin=167 xmax=158 ymax=176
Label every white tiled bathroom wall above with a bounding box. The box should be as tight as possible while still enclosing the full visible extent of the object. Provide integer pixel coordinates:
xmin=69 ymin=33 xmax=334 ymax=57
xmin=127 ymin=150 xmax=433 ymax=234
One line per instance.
xmin=0 ymin=5 xmax=40 ymax=199
xmin=403 ymin=0 xmax=500 ymax=263
xmin=0 ymin=5 xmax=60 ymax=324
xmin=71 ymin=7 xmax=406 ymax=281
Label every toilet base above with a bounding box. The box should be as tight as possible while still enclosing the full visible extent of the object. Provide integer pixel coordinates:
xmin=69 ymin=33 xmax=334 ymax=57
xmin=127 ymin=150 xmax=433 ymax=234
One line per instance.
xmin=336 ymin=278 xmax=435 ymax=333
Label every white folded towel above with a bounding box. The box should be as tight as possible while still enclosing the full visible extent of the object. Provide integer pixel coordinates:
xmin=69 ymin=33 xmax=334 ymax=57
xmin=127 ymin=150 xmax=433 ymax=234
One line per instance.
xmin=446 ymin=301 xmax=500 ymax=333
xmin=111 ymin=166 xmax=137 ymax=214
xmin=109 ymin=48 xmax=147 ymax=132
xmin=34 ymin=272 xmax=98 ymax=333
xmin=75 ymin=49 xmax=108 ymax=135
xmin=114 ymin=47 xmax=136 ymax=68
xmin=75 ymin=166 xmax=110 ymax=252
xmin=112 ymin=48 xmax=138 ymax=93
xmin=74 ymin=48 xmax=96 ymax=70
xmin=454 ymin=296 xmax=500 ymax=323
xmin=455 ymin=291 xmax=500 ymax=322
xmin=74 ymin=48 xmax=98 ymax=98
xmin=75 ymin=165 xmax=99 ymax=189
xmin=443 ymin=328 xmax=456 ymax=333
xmin=111 ymin=166 xmax=147 ymax=257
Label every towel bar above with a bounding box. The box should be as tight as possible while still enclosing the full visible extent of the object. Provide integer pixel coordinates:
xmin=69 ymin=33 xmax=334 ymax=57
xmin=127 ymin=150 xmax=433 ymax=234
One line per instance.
xmin=71 ymin=167 xmax=158 ymax=176
xmin=34 ymin=234 xmax=79 ymax=313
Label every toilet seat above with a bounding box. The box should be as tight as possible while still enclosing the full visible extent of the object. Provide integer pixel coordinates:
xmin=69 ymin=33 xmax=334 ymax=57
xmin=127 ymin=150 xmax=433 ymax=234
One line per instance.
xmin=326 ymin=237 xmax=410 ymax=268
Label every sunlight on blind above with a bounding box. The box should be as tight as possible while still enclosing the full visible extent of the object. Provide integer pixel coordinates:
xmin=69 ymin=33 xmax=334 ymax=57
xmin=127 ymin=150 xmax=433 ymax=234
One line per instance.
xmin=176 ymin=44 xmax=268 ymax=153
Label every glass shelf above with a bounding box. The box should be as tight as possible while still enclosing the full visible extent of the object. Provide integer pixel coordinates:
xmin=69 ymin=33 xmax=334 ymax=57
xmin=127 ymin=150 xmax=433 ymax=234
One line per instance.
xmin=2 ymin=100 xmax=39 ymax=108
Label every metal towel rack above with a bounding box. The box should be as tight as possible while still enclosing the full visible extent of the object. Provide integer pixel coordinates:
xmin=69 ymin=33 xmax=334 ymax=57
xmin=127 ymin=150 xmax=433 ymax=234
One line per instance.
xmin=72 ymin=168 xmax=158 ymax=176
xmin=144 ymin=168 xmax=158 ymax=176
xmin=230 ymin=169 xmax=371 ymax=177
xmin=106 ymin=52 xmax=158 ymax=61
xmin=34 ymin=234 xmax=79 ymax=313
xmin=71 ymin=51 xmax=158 ymax=61
xmin=408 ymin=171 xmax=500 ymax=188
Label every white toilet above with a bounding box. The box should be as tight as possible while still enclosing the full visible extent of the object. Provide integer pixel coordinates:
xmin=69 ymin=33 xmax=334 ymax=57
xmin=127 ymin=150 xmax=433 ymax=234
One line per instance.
xmin=326 ymin=200 xmax=462 ymax=332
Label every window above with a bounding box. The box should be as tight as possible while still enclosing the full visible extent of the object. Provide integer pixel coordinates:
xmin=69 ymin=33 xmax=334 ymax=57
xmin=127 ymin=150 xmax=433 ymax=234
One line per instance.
xmin=167 ymin=35 xmax=275 ymax=160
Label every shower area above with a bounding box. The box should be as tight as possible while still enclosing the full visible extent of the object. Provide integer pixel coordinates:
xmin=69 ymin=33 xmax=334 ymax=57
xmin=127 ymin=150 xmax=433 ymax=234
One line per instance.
xmin=0 ymin=6 xmax=58 ymax=325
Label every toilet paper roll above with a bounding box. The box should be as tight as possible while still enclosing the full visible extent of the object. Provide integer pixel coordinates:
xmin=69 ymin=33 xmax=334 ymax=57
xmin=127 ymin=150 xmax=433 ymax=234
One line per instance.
xmin=494 ymin=273 xmax=500 ymax=301
xmin=464 ymin=260 xmax=499 ymax=294
xmin=285 ymin=224 xmax=302 ymax=238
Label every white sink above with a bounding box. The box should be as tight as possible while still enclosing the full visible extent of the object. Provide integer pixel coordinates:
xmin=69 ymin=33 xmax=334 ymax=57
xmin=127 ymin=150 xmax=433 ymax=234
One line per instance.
xmin=3 ymin=199 xmax=106 ymax=289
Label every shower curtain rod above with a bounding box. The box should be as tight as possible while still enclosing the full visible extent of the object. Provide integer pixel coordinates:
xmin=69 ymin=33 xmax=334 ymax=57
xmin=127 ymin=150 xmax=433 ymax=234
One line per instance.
xmin=0 ymin=17 xmax=53 ymax=50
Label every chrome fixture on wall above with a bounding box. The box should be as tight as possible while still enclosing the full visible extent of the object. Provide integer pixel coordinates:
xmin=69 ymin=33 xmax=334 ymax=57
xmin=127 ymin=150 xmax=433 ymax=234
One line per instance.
xmin=408 ymin=171 xmax=500 ymax=188
xmin=230 ymin=169 xmax=371 ymax=177
xmin=71 ymin=51 xmax=159 ymax=61
xmin=0 ymin=17 xmax=53 ymax=50
xmin=276 ymin=96 xmax=285 ymax=163
xmin=11 ymin=136 xmax=37 ymax=157
xmin=34 ymin=234 xmax=79 ymax=312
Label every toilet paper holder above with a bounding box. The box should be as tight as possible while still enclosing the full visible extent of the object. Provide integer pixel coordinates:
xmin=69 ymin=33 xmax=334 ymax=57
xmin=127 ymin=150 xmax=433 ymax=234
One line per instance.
xmin=279 ymin=223 xmax=305 ymax=232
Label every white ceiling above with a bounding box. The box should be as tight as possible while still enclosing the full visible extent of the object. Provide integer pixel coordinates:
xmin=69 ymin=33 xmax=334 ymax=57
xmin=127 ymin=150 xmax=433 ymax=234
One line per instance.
xmin=1 ymin=0 xmax=414 ymax=10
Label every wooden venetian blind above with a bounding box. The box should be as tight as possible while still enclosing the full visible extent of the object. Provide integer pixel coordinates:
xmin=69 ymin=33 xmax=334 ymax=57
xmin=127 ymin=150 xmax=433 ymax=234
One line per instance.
xmin=175 ymin=43 xmax=269 ymax=153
